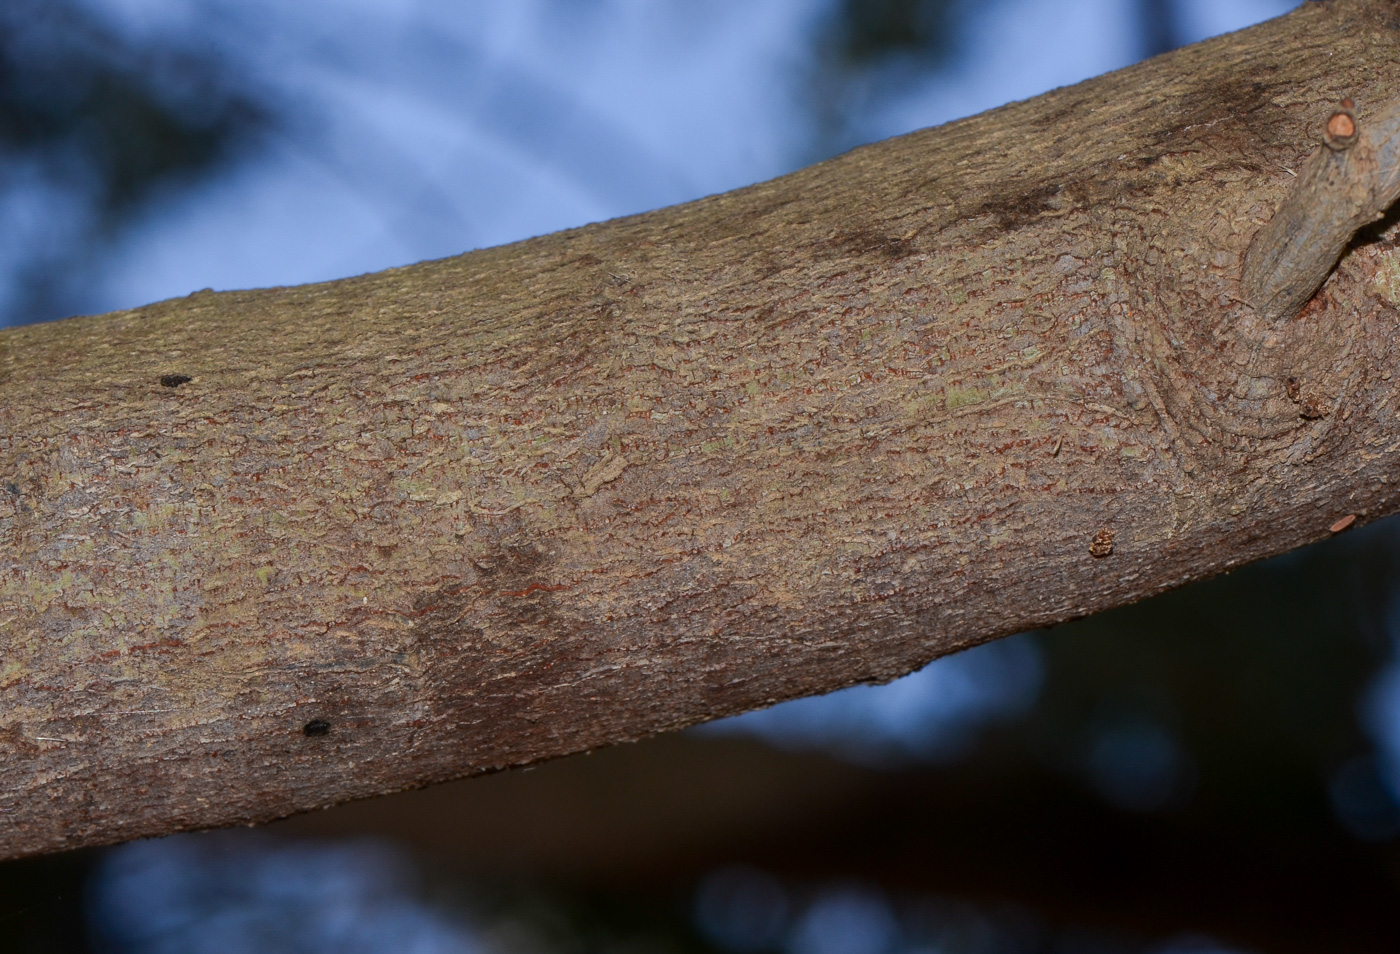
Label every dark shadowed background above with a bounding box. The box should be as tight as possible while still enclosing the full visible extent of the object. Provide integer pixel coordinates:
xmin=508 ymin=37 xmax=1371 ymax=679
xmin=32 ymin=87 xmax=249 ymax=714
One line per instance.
xmin=7 ymin=2 xmax=1400 ymax=953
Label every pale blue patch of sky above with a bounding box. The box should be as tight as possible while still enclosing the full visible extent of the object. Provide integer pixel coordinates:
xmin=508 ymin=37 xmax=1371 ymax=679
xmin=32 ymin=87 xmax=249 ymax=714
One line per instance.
xmin=699 ymin=635 xmax=1043 ymax=766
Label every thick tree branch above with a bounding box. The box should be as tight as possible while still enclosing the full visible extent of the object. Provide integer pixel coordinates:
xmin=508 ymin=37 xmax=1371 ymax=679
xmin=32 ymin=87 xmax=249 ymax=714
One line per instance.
xmin=6 ymin=0 xmax=1400 ymax=859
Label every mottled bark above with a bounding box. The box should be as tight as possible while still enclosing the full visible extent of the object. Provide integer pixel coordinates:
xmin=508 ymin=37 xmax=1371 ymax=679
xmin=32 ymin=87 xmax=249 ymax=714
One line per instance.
xmin=5 ymin=0 xmax=1400 ymax=859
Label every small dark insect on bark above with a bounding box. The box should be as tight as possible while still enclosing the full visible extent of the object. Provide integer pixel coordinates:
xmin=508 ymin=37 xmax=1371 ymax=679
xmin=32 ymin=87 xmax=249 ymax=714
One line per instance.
xmin=302 ymin=719 xmax=331 ymax=737
xmin=159 ymin=374 xmax=192 ymax=388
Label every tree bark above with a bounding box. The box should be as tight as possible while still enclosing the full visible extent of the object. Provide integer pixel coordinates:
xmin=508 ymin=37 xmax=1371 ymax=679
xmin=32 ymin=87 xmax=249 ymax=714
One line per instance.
xmin=5 ymin=0 xmax=1400 ymax=860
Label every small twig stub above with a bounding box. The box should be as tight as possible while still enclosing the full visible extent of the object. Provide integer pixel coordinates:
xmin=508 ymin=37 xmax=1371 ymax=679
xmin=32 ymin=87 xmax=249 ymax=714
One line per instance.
xmin=1323 ymin=99 xmax=1358 ymax=150
xmin=1242 ymin=96 xmax=1400 ymax=322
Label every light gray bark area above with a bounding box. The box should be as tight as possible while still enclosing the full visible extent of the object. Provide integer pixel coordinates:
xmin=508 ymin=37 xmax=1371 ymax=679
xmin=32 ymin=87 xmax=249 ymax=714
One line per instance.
xmin=4 ymin=0 xmax=1400 ymax=859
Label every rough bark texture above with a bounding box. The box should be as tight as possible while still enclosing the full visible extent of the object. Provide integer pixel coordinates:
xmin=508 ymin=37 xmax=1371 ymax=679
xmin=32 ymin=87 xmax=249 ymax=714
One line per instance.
xmin=6 ymin=0 xmax=1400 ymax=860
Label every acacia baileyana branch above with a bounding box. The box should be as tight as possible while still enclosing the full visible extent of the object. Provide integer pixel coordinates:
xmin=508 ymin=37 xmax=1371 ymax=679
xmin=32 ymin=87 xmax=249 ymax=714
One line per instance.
xmin=1242 ymin=96 xmax=1400 ymax=321
xmin=5 ymin=0 xmax=1400 ymax=860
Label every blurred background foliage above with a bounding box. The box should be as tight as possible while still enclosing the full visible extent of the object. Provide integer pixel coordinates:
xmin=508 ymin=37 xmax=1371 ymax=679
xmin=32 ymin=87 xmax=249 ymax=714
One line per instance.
xmin=0 ymin=0 xmax=270 ymax=325
xmin=7 ymin=1 xmax=1400 ymax=953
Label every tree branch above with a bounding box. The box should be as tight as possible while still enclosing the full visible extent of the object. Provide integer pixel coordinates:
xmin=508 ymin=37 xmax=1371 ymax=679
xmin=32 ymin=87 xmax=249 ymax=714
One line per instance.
xmin=1243 ymin=94 xmax=1400 ymax=320
xmin=5 ymin=0 xmax=1400 ymax=859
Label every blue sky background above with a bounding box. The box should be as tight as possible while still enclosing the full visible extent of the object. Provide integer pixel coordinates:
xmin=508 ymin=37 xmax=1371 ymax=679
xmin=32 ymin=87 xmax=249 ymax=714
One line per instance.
xmin=6 ymin=0 xmax=1299 ymax=320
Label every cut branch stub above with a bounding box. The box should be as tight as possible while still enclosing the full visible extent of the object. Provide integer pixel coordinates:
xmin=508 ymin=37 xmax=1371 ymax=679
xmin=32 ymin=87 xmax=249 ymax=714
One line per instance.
xmin=1242 ymin=96 xmax=1400 ymax=321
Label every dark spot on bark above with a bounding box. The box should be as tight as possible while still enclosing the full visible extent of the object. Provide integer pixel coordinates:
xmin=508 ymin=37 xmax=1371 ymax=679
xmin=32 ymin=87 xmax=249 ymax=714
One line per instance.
xmin=1161 ymin=74 xmax=1282 ymax=153
xmin=415 ymin=538 xmax=559 ymax=671
xmin=732 ymin=248 xmax=790 ymax=284
xmin=0 ymin=726 xmax=38 ymax=754
xmin=971 ymin=183 xmax=1069 ymax=233
xmin=828 ymin=226 xmax=915 ymax=262
xmin=466 ymin=539 xmax=544 ymax=583
xmin=410 ymin=533 xmax=604 ymax=738
xmin=302 ymin=719 xmax=331 ymax=737
xmin=160 ymin=374 xmax=192 ymax=388
xmin=1026 ymin=92 xmax=1089 ymax=136
xmin=1025 ymin=77 xmax=1285 ymax=233
xmin=4 ymin=483 xmax=17 ymax=497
